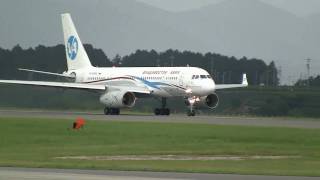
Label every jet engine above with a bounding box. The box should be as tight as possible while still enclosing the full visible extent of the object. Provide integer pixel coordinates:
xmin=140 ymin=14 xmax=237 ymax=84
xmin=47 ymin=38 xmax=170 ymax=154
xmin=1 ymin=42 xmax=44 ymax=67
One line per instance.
xmin=185 ymin=93 xmax=219 ymax=109
xmin=199 ymin=93 xmax=219 ymax=109
xmin=99 ymin=91 xmax=136 ymax=108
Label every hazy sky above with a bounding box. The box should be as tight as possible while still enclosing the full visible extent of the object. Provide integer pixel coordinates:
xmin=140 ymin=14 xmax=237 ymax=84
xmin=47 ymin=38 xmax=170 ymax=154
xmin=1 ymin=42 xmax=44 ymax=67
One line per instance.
xmin=136 ymin=0 xmax=320 ymax=16
xmin=136 ymin=0 xmax=221 ymax=12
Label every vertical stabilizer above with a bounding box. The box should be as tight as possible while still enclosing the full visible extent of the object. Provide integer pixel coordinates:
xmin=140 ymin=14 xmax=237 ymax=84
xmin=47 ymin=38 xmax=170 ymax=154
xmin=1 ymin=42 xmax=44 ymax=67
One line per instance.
xmin=61 ymin=13 xmax=92 ymax=70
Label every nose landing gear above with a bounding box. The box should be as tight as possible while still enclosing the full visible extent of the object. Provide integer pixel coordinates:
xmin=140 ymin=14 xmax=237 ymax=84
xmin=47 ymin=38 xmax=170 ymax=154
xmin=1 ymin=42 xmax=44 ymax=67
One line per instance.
xmin=185 ymin=96 xmax=199 ymax=116
xmin=187 ymin=109 xmax=196 ymax=116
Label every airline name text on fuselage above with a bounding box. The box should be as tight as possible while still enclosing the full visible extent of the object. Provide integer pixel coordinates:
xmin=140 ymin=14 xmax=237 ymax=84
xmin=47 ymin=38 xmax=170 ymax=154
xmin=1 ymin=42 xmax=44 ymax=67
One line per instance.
xmin=142 ymin=71 xmax=181 ymax=75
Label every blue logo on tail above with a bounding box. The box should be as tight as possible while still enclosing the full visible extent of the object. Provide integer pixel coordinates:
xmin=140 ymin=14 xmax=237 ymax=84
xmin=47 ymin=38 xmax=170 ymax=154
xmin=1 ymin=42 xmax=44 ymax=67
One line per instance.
xmin=67 ymin=36 xmax=78 ymax=60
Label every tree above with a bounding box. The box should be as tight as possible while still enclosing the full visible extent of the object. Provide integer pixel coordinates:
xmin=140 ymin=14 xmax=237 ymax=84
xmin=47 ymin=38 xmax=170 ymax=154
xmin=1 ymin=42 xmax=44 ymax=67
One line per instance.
xmin=0 ymin=44 xmax=278 ymax=86
xmin=295 ymin=75 xmax=320 ymax=87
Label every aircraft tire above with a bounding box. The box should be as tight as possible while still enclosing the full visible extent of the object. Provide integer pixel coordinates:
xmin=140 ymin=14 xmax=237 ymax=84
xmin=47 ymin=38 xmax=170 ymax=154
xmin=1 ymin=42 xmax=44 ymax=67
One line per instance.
xmin=104 ymin=108 xmax=120 ymax=115
xmin=187 ymin=110 xmax=196 ymax=117
xmin=154 ymin=108 xmax=161 ymax=116
xmin=164 ymin=108 xmax=170 ymax=116
xmin=110 ymin=108 xmax=120 ymax=115
xmin=104 ymin=107 xmax=110 ymax=115
xmin=154 ymin=108 xmax=170 ymax=116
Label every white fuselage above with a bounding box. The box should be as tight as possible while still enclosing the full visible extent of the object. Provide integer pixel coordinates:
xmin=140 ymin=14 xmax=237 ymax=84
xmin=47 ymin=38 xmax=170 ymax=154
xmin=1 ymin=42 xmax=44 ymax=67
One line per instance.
xmin=69 ymin=66 xmax=216 ymax=97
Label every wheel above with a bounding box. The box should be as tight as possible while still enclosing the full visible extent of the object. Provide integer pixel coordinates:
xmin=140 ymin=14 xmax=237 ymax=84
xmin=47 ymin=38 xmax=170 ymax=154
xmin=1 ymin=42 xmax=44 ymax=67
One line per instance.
xmin=154 ymin=108 xmax=161 ymax=116
xmin=187 ymin=110 xmax=196 ymax=116
xmin=104 ymin=107 xmax=110 ymax=115
xmin=105 ymin=108 xmax=120 ymax=115
xmin=160 ymin=108 xmax=165 ymax=115
xmin=164 ymin=108 xmax=170 ymax=116
xmin=116 ymin=108 xmax=120 ymax=115
xmin=110 ymin=108 xmax=120 ymax=115
xmin=155 ymin=108 xmax=171 ymax=116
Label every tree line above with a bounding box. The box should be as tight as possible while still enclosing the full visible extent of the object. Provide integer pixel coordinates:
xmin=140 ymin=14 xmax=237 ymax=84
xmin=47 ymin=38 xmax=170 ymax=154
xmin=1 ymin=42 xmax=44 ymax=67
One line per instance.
xmin=0 ymin=44 xmax=279 ymax=86
xmin=295 ymin=76 xmax=320 ymax=87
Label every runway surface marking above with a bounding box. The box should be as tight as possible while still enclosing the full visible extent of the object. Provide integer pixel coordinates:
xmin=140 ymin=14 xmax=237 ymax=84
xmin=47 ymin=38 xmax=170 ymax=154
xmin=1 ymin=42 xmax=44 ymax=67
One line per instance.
xmin=54 ymin=155 xmax=298 ymax=161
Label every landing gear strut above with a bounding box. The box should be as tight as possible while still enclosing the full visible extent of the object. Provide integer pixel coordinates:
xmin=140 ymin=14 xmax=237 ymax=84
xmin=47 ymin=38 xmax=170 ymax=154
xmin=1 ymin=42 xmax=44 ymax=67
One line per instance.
xmin=187 ymin=109 xmax=196 ymax=116
xmin=185 ymin=97 xmax=197 ymax=116
xmin=154 ymin=98 xmax=170 ymax=116
xmin=104 ymin=107 xmax=120 ymax=115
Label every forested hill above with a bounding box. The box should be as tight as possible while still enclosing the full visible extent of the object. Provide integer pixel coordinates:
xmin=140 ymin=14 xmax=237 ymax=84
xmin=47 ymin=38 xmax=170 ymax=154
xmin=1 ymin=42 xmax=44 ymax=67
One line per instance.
xmin=0 ymin=45 xmax=278 ymax=86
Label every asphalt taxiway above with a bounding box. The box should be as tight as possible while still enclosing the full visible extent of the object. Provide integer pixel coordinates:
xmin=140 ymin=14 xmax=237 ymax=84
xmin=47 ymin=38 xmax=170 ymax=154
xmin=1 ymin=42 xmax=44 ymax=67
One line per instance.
xmin=0 ymin=109 xmax=319 ymax=129
xmin=0 ymin=167 xmax=319 ymax=180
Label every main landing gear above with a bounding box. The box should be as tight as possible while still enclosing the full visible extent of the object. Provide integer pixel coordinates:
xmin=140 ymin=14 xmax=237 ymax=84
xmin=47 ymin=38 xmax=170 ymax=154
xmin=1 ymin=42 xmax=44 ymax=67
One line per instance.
xmin=154 ymin=98 xmax=171 ymax=116
xmin=104 ymin=107 xmax=120 ymax=115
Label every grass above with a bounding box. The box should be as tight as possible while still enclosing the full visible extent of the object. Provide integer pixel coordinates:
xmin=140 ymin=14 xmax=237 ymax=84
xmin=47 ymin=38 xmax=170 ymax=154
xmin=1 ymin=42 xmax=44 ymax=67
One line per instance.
xmin=0 ymin=117 xmax=320 ymax=176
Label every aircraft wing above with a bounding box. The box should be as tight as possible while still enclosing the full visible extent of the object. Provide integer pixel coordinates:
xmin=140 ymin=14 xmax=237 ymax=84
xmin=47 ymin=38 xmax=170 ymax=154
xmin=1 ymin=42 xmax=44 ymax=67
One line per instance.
xmin=19 ymin=68 xmax=75 ymax=78
xmin=0 ymin=80 xmax=151 ymax=94
xmin=0 ymin=80 xmax=106 ymax=90
xmin=215 ymin=74 xmax=248 ymax=90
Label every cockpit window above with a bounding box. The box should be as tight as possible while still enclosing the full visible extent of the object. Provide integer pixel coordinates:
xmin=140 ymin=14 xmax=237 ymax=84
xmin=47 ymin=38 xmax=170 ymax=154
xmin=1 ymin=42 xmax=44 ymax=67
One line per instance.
xmin=200 ymin=75 xmax=207 ymax=79
xmin=193 ymin=75 xmax=207 ymax=79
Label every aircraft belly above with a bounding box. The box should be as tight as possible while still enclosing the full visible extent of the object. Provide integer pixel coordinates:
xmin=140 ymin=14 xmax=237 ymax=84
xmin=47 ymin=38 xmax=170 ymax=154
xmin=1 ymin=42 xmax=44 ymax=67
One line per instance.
xmin=152 ymin=86 xmax=185 ymax=97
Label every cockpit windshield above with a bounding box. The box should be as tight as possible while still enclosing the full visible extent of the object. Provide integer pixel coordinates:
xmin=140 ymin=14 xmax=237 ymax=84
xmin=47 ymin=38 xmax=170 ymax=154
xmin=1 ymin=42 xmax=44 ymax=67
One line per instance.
xmin=192 ymin=75 xmax=200 ymax=79
xmin=192 ymin=75 xmax=210 ymax=80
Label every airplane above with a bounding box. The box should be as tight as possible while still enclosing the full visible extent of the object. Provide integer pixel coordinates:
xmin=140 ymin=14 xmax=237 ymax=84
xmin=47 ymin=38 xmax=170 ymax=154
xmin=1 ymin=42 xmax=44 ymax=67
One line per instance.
xmin=0 ymin=13 xmax=248 ymax=116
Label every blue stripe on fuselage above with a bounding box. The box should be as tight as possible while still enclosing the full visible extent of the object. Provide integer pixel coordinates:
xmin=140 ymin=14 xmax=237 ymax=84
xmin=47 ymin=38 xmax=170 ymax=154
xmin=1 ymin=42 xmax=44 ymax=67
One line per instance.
xmin=132 ymin=76 xmax=162 ymax=89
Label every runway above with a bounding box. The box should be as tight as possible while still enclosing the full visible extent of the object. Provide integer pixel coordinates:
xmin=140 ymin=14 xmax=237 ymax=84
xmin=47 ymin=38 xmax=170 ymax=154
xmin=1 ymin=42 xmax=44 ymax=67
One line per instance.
xmin=0 ymin=167 xmax=318 ymax=180
xmin=0 ymin=109 xmax=320 ymax=129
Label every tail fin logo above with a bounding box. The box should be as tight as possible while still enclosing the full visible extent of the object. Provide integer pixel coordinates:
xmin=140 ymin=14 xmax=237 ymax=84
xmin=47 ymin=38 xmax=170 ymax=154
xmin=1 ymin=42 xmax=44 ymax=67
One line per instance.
xmin=67 ymin=36 xmax=78 ymax=60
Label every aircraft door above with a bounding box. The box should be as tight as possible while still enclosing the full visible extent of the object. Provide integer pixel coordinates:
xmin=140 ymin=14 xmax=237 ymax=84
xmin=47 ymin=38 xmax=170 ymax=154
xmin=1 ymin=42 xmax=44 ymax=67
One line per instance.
xmin=179 ymin=73 xmax=184 ymax=87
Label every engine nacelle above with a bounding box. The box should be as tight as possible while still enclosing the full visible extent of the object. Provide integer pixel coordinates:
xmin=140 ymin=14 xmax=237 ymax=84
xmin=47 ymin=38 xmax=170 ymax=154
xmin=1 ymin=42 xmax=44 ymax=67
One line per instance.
xmin=99 ymin=91 xmax=136 ymax=108
xmin=197 ymin=94 xmax=219 ymax=109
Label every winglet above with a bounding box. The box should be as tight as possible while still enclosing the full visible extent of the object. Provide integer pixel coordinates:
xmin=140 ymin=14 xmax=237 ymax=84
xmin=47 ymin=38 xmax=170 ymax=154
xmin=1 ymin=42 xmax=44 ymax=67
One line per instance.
xmin=242 ymin=74 xmax=248 ymax=86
